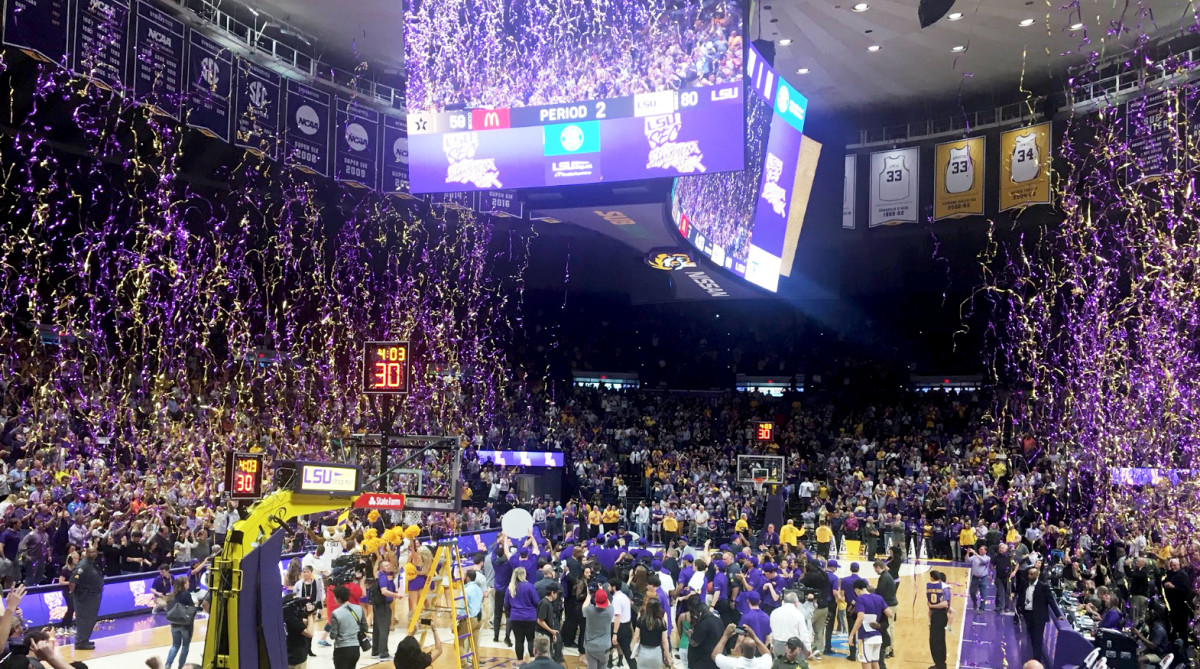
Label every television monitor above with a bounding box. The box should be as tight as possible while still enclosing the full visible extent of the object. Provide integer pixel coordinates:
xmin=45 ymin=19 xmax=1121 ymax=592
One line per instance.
xmin=671 ymin=43 xmax=808 ymax=292
xmin=403 ymin=0 xmax=747 ymax=192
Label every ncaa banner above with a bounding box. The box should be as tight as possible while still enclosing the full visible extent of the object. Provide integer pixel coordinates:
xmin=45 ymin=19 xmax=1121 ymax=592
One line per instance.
xmin=233 ymin=58 xmax=280 ymax=160
xmin=184 ymin=31 xmax=232 ymax=142
xmin=284 ymin=80 xmax=331 ymax=177
xmin=334 ymin=98 xmax=380 ymax=188
xmin=933 ymin=136 xmax=985 ymax=220
xmin=131 ymin=0 xmax=185 ymax=121
xmin=429 ymin=191 xmax=475 ymax=210
xmin=379 ymin=115 xmax=415 ymax=198
xmin=1125 ymin=89 xmax=1179 ymax=183
xmin=72 ymin=0 xmax=131 ymax=90
xmin=4 ymin=0 xmax=71 ymax=64
xmin=842 ymin=154 xmax=856 ymax=229
xmin=476 ymin=190 xmax=524 ymax=218
xmin=999 ymin=123 xmax=1052 ymax=211
xmin=869 ymin=147 xmax=919 ymax=227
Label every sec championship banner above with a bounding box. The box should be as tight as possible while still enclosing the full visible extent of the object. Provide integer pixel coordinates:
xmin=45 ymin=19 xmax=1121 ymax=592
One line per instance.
xmin=233 ymin=58 xmax=281 ymax=159
xmin=842 ymin=154 xmax=856 ymax=229
xmin=185 ymin=31 xmax=233 ymax=142
xmin=869 ymin=147 xmax=919 ymax=227
xmin=999 ymin=123 xmax=1052 ymax=211
xmin=933 ymin=137 xmax=985 ymax=220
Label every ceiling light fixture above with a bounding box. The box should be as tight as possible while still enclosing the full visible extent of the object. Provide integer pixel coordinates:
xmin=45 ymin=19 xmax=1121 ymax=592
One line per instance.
xmin=778 ymin=38 xmax=793 ymax=45
xmin=1019 ymin=18 xmax=1035 ymax=26
xmin=852 ymin=3 xmax=870 ymax=11
xmin=1070 ymin=22 xmax=1084 ymax=30
xmin=797 ymin=68 xmax=810 ymax=74
xmin=947 ymin=12 xmax=964 ymax=20
xmin=951 ymin=45 xmax=966 ymax=52
xmin=867 ymin=44 xmax=881 ymax=52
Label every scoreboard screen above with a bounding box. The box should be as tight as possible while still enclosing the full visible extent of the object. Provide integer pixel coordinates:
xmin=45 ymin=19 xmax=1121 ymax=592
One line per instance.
xmin=226 ymin=452 xmax=265 ymax=501
xmin=363 ymin=341 xmax=410 ymax=395
xmin=672 ymin=43 xmax=810 ymax=293
xmin=403 ymin=0 xmax=746 ymax=192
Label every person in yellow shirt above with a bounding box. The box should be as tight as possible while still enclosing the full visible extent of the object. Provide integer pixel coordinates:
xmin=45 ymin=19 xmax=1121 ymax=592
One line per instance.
xmin=734 ymin=514 xmax=750 ymax=537
xmin=662 ymin=514 xmax=679 ymax=546
xmin=779 ymin=519 xmax=801 ymax=555
xmin=601 ymin=505 xmax=620 ymax=534
xmin=587 ymin=506 xmax=601 ymax=539
xmin=959 ymin=523 xmax=977 ymax=557
xmin=1005 ymin=523 xmax=1020 ymax=544
xmin=816 ymin=521 xmax=834 ymax=559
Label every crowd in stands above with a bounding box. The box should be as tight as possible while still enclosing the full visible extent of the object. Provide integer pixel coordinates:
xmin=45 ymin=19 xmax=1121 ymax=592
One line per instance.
xmin=406 ymin=0 xmax=744 ymax=112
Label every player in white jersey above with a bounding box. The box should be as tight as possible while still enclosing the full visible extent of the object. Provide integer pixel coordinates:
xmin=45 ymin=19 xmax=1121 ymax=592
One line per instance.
xmin=878 ymin=155 xmax=910 ymax=201
xmin=945 ymin=145 xmax=974 ymax=193
xmin=1011 ymin=133 xmax=1040 ymax=183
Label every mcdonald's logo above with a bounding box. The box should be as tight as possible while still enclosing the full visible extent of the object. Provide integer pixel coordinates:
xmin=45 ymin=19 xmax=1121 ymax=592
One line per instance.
xmin=471 ymin=108 xmax=511 ymax=130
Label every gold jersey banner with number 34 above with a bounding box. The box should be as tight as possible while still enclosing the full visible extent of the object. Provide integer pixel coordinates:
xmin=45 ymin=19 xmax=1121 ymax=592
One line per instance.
xmin=999 ymin=123 xmax=1053 ymax=211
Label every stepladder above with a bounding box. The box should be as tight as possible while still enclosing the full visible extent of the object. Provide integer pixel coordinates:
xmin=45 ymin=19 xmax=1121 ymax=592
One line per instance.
xmin=406 ymin=542 xmax=480 ymax=669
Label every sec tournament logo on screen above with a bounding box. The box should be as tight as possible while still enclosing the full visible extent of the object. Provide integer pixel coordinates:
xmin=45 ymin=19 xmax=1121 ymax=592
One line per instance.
xmin=761 ymin=153 xmax=789 ymax=216
xmin=442 ymin=132 xmax=502 ymax=188
xmin=645 ymin=114 xmax=705 ymax=174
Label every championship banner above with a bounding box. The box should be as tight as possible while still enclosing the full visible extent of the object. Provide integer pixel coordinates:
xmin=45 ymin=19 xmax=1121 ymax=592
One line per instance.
xmin=933 ymin=136 xmax=985 ymax=220
xmin=233 ymin=58 xmax=281 ymax=159
xmin=283 ymin=80 xmax=331 ymax=177
xmin=72 ymin=0 xmax=130 ymax=90
xmin=184 ymin=30 xmax=232 ymax=142
xmin=429 ymin=191 xmax=474 ymax=210
xmin=131 ymin=0 xmax=185 ymax=120
xmin=869 ymin=147 xmax=919 ymax=227
xmin=4 ymin=0 xmax=71 ymax=64
xmin=1125 ymin=89 xmax=1178 ymax=182
xmin=476 ymin=190 xmax=524 ymax=218
xmin=842 ymin=154 xmax=856 ymax=229
xmin=999 ymin=123 xmax=1052 ymax=211
xmin=379 ymin=115 xmax=415 ymax=198
xmin=334 ymin=98 xmax=380 ymax=188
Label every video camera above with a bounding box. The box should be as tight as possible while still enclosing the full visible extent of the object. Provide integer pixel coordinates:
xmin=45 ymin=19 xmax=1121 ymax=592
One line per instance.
xmin=327 ymin=554 xmax=370 ymax=586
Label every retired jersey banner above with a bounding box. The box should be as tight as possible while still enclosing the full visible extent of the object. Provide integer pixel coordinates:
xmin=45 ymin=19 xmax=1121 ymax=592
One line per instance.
xmin=334 ymin=98 xmax=380 ymax=188
xmin=4 ymin=0 xmax=71 ymax=64
xmin=132 ymin=0 xmax=185 ymax=120
xmin=933 ymin=136 xmax=985 ymax=220
xmin=842 ymin=154 xmax=856 ymax=229
xmin=233 ymin=58 xmax=281 ymax=159
xmin=184 ymin=31 xmax=233 ymax=142
xmin=999 ymin=123 xmax=1052 ymax=211
xmin=72 ymin=0 xmax=130 ymax=90
xmin=869 ymin=147 xmax=919 ymax=227
xmin=284 ymin=80 xmax=331 ymax=177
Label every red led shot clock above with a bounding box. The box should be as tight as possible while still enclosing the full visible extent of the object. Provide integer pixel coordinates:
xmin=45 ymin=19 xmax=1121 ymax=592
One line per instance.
xmin=225 ymin=452 xmax=265 ymax=501
xmin=363 ymin=341 xmax=411 ymax=395
xmin=754 ymin=421 xmax=775 ymax=443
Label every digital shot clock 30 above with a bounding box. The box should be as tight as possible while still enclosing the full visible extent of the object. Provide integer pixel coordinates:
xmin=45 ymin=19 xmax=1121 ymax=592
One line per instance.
xmin=225 ymin=452 xmax=265 ymax=500
xmin=362 ymin=341 xmax=410 ymax=395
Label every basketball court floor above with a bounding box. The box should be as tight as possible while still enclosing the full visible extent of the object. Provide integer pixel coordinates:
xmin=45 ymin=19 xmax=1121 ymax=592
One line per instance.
xmin=51 ymin=562 xmax=1017 ymax=669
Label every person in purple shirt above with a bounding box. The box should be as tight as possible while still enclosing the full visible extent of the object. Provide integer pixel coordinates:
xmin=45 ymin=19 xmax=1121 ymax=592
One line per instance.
xmin=649 ymin=573 xmax=672 ymax=634
xmin=0 ymin=521 xmax=20 ymax=562
xmin=492 ymin=540 xmax=514 ymax=645
xmin=758 ymin=563 xmax=783 ymax=612
xmin=849 ymin=580 xmax=891 ymax=669
xmin=505 ymin=567 xmax=541 ymax=661
xmin=759 ymin=523 xmax=779 ymax=548
xmin=678 ymin=555 xmax=695 ymax=593
xmin=713 ymin=563 xmax=732 ymax=602
xmin=741 ymin=591 xmax=771 ymax=640
xmin=841 ymin=566 xmax=866 ymax=662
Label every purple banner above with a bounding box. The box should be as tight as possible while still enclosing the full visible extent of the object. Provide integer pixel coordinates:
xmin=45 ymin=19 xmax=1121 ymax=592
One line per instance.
xmin=233 ymin=58 xmax=280 ymax=159
xmin=3 ymin=0 xmax=70 ymax=63
xmin=334 ymin=98 xmax=380 ymax=188
xmin=379 ymin=115 xmax=415 ymax=198
xmin=429 ymin=191 xmax=474 ymax=210
xmin=284 ymin=80 xmax=331 ymax=177
xmin=476 ymin=450 xmax=563 ymax=468
xmin=476 ymin=190 xmax=524 ymax=218
xmin=184 ymin=30 xmax=232 ymax=142
xmin=1125 ymin=89 xmax=1178 ymax=182
xmin=131 ymin=0 xmax=184 ymax=120
xmin=72 ymin=0 xmax=130 ymax=90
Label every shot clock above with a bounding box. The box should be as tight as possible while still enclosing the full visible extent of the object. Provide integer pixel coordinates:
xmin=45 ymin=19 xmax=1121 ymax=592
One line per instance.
xmin=362 ymin=341 xmax=410 ymax=395
xmin=754 ymin=421 xmax=775 ymax=443
xmin=225 ymin=452 xmax=265 ymax=500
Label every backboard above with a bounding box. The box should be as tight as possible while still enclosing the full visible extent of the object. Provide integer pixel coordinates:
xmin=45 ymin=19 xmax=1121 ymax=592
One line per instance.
xmin=349 ymin=434 xmax=462 ymax=512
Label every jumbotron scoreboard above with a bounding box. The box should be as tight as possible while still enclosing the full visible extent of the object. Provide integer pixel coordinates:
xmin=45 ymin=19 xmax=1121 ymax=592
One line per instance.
xmin=405 ymin=84 xmax=746 ymax=192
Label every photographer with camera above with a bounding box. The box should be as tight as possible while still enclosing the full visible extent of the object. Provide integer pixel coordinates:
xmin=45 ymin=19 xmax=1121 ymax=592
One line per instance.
xmin=283 ymin=593 xmax=315 ymax=669
xmin=711 ymin=622 xmax=771 ymax=669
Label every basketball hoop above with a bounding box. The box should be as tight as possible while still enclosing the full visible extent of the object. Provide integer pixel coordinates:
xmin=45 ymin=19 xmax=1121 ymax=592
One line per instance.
xmin=752 ymin=477 xmax=766 ymax=493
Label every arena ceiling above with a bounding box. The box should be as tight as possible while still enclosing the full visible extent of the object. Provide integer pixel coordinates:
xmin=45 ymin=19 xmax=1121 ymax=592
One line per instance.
xmin=238 ymin=0 xmax=1194 ymax=113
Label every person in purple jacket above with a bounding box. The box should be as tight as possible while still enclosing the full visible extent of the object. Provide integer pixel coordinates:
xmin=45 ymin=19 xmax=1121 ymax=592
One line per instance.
xmin=492 ymin=537 xmax=514 ymax=645
xmin=505 ymin=567 xmax=541 ymax=661
xmin=849 ymin=580 xmax=892 ymax=669
xmin=741 ymin=591 xmax=771 ymax=641
xmin=758 ymin=562 xmax=783 ymax=613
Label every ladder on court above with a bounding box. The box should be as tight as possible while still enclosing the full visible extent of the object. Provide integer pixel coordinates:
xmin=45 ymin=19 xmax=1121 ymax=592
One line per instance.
xmin=407 ymin=542 xmax=480 ymax=669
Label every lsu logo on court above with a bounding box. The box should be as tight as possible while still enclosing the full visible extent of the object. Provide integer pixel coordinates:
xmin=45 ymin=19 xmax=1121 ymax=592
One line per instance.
xmin=645 ymin=248 xmax=697 ymax=271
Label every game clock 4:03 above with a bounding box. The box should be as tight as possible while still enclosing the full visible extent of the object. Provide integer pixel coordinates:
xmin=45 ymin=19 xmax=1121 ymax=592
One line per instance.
xmin=225 ymin=452 xmax=265 ymax=501
xmin=362 ymin=341 xmax=411 ymax=395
